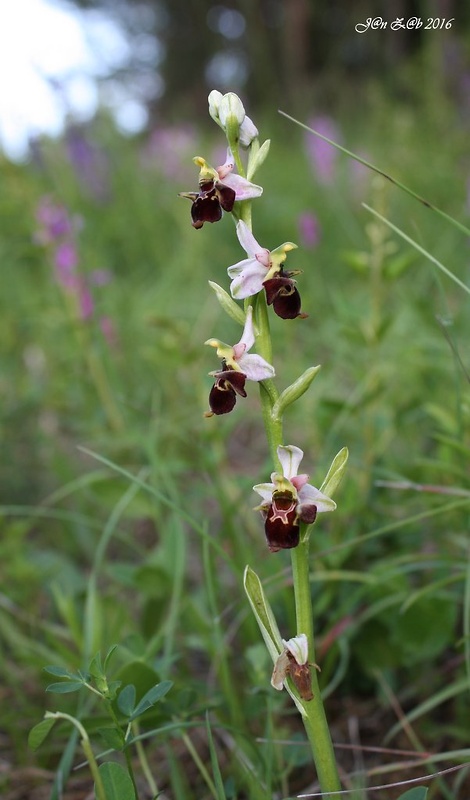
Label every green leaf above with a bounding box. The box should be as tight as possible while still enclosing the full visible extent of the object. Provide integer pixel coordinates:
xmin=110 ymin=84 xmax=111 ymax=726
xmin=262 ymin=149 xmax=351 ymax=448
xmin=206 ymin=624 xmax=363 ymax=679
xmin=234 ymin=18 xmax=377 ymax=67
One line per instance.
xmin=97 ymin=761 xmax=136 ymax=800
xmin=396 ymin=788 xmax=428 ymax=800
xmin=113 ymin=661 xmax=161 ymax=709
xmin=97 ymin=727 xmax=126 ymax=751
xmin=103 ymin=644 xmax=119 ymax=672
xmin=247 ymin=138 xmax=270 ymax=180
xmin=28 ymin=718 xmax=56 ymax=751
xmin=244 ymin=566 xmax=306 ymax=717
xmin=129 ymin=680 xmax=173 ymax=721
xmin=320 ymin=447 xmax=348 ymax=498
xmin=243 ymin=566 xmax=283 ymax=663
xmin=43 ymin=665 xmax=80 ymax=679
xmin=208 ymin=281 xmax=245 ymax=326
xmin=271 ymin=366 xmax=321 ymax=419
xmin=117 ymin=684 xmax=136 ymax=717
xmin=106 ymin=680 xmax=122 ymax=700
xmin=88 ymin=651 xmax=104 ymax=680
xmin=46 ymin=681 xmax=84 ymax=694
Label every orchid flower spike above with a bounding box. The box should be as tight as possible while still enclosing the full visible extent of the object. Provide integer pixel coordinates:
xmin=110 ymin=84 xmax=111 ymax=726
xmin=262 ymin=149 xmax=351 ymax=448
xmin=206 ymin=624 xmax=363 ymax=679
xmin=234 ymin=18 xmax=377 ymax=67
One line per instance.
xmin=228 ymin=221 xmax=307 ymax=319
xmin=179 ymin=152 xmax=262 ymax=229
xmin=253 ymin=445 xmax=336 ymax=552
xmin=204 ymin=306 xmax=275 ymax=416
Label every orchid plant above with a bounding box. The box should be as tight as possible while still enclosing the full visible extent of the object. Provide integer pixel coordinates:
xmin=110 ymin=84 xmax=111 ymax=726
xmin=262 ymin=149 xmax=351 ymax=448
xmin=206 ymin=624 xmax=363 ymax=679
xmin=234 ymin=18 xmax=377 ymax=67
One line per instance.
xmin=180 ymin=90 xmax=348 ymax=796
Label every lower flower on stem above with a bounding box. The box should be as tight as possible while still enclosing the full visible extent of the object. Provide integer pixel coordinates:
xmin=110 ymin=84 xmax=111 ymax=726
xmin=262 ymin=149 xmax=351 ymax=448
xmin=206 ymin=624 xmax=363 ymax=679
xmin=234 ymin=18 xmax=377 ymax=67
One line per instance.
xmin=271 ymin=634 xmax=317 ymax=701
xmin=253 ymin=445 xmax=336 ymax=552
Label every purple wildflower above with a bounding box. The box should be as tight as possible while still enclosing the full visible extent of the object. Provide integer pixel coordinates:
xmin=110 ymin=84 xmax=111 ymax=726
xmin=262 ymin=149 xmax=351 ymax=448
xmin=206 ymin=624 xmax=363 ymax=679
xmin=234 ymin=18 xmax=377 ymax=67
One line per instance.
xmin=144 ymin=124 xmax=196 ymax=181
xmin=298 ymin=212 xmax=320 ymax=249
xmin=99 ymin=316 xmax=118 ymax=348
xmin=35 ymin=197 xmax=75 ymax=243
xmin=305 ymin=116 xmax=341 ymax=185
xmin=65 ymin=126 xmax=110 ymax=201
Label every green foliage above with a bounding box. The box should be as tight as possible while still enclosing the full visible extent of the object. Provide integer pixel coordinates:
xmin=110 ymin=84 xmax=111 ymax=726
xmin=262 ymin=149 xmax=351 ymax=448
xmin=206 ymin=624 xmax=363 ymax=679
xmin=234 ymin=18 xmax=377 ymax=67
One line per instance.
xmin=1 ymin=87 xmax=469 ymax=798
xmin=98 ymin=761 xmax=137 ymax=800
xmin=397 ymin=789 xmax=428 ymax=800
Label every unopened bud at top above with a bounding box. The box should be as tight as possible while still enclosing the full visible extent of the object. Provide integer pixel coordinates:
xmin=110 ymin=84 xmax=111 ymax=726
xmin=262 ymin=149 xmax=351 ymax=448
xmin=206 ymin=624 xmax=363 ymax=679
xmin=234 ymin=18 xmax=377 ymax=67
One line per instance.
xmin=208 ymin=90 xmax=258 ymax=148
xmin=218 ymin=92 xmax=246 ymax=127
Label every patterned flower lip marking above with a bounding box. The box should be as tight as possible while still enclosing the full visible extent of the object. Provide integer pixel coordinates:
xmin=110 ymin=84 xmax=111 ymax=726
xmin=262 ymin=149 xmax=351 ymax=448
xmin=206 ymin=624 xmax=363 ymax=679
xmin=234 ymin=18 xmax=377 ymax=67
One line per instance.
xmin=254 ymin=445 xmax=336 ymax=551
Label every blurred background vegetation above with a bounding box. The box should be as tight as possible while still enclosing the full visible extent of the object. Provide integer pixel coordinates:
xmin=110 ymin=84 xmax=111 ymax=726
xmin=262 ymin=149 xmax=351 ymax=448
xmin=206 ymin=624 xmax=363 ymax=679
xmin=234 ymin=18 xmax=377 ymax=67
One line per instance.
xmin=1 ymin=1 xmax=470 ymax=798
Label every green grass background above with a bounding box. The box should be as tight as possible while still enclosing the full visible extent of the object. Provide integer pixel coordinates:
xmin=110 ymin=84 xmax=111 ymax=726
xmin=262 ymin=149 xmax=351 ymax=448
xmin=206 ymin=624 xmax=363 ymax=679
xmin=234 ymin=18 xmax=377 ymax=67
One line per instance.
xmin=1 ymin=89 xmax=469 ymax=799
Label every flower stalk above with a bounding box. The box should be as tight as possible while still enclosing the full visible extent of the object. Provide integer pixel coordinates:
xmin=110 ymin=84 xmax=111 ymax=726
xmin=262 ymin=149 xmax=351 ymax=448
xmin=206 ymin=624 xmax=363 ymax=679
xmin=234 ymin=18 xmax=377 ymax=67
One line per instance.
xmin=180 ymin=90 xmax=347 ymax=795
xmin=291 ymin=536 xmax=341 ymax=795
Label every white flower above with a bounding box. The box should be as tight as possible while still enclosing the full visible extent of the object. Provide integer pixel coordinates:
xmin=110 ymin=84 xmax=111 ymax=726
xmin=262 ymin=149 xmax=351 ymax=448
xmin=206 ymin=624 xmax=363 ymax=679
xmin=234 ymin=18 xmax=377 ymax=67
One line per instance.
xmin=271 ymin=634 xmax=314 ymax=701
xmin=216 ymin=150 xmax=262 ymax=202
xmin=227 ymin=221 xmax=297 ymax=300
xmin=283 ymin=633 xmax=309 ymax=666
xmin=204 ymin=307 xmax=275 ymax=416
xmin=205 ymin=306 xmax=274 ymax=382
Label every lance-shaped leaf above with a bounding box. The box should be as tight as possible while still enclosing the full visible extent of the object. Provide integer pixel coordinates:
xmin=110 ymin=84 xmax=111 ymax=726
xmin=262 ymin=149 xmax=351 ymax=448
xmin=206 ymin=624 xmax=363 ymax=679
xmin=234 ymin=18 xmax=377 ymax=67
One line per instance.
xmin=247 ymin=139 xmax=271 ymax=181
xmin=208 ymin=281 xmax=246 ymax=326
xmin=243 ymin=566 xmax=307 ymax=717
xmin=319 ymin=447 xmax=349 ymax=498
xmin=46 ymin=681 xmax=85 ymax=694
xmin=271 ymin=365 xmax=321 ymax=420
xmin=243 ymin=566 xmax=283 ymax=662
xmin=129 ymin=680 xmax=173 ymax=721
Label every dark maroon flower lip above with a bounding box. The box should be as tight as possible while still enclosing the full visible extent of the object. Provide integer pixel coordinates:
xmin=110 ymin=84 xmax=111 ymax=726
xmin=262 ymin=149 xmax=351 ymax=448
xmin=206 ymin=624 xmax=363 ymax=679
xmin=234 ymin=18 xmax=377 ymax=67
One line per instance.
xmin=263 ymin=490 xmax=300 ymax=552
xmin=206 ymin=368 xmax=247 ymax=416
xmin=263 ymin=272 xmax=308 ymax=320
xmin=181 ymin=179 xmax=236 ymax=229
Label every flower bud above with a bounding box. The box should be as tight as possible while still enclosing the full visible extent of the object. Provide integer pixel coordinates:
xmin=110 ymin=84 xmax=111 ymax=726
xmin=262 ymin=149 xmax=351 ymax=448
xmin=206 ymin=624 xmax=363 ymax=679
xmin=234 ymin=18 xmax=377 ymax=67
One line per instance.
xmin=239 ymin=114 xmax=259 ymax=148
xmin=218 ymin=92 xmax=246 ymax=127
xmin=208 ymin=90 xmax=223 ymax=125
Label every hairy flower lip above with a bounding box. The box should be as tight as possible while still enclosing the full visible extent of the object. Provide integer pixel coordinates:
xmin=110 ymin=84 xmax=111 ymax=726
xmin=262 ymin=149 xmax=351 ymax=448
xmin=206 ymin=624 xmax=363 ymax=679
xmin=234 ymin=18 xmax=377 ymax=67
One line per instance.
xmin=228 ymin=221 xmax=301 ymax=305
xmin=180 ymin=155 xmax=262 ymax=229
xmin=253 ymin=445 xmax=336 ymax=551
xmin=205 ymin=308 xmax=274 ymax=416
xmin=206 ymin=372 xmax=246 ymax=416
xmin=263 ymin=274 xmax=307 ymax=320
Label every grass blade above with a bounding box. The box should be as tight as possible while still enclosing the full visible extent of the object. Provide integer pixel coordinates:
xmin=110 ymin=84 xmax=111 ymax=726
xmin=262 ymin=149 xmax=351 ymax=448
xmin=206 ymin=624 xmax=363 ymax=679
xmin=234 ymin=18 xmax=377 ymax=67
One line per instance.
xmin=278 ymin=110 xmax=470 ymax=238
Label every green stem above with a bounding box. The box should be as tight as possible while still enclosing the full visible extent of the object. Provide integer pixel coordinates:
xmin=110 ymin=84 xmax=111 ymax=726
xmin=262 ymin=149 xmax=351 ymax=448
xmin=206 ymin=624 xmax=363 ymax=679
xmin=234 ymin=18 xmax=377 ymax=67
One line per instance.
xmin=291 ymin=536 xmax=341 ymax=797
xmin=45 ymin=712 xmax=106 ymax=800
xmin=229 ymin=138 xmax=245 ymax=177
xmin=252 ymin=290 xmax=283 ymax=466
xmin=238 ymin=137 xmax=339 ymax=794
xmin=105 ymin=700 xmax=139 ymax=798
